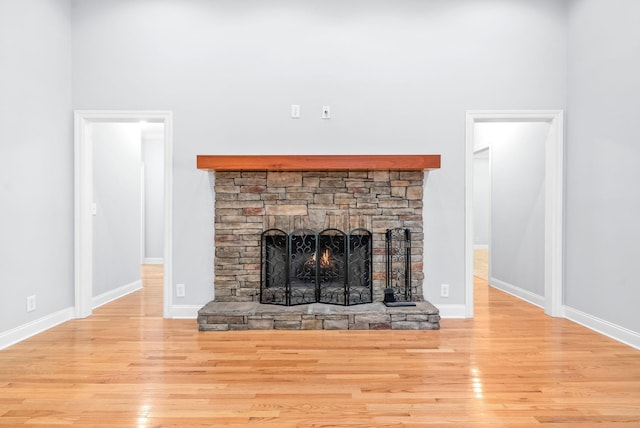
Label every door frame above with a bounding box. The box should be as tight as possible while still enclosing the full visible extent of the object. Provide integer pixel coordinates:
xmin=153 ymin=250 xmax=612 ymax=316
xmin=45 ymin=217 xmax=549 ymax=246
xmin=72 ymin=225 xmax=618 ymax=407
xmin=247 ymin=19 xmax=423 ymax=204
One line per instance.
xmin=74 ymin=110 xmax=173 ymax=318
xmin=465 ymin=110 xmax=564 ymax=318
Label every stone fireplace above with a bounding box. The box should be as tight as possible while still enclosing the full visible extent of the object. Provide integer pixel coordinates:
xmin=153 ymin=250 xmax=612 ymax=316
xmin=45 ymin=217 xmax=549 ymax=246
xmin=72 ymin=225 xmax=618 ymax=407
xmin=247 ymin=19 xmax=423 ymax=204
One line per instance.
xmin=197 ymin=155 xmax=442 ymax=330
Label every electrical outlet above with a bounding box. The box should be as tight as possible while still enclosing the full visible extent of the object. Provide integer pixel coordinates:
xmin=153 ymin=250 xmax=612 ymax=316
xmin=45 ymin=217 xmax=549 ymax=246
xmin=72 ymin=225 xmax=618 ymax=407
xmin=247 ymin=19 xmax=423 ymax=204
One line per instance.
xmin=291 ymin=104 xmax=300 ymax=118
xmin=176 ymin=284 xmax=185 ymax=298
xmin=27 ymin=295 xmax=36 ymax=312
xmin=440 ymin=284 xmax=450 ymax=298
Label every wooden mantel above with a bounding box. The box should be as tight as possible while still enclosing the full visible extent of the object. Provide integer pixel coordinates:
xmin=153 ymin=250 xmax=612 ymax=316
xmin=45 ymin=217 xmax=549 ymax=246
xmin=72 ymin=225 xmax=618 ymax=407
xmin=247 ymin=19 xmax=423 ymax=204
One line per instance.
xmin=196 ymin=155 xmax=441 ymax=171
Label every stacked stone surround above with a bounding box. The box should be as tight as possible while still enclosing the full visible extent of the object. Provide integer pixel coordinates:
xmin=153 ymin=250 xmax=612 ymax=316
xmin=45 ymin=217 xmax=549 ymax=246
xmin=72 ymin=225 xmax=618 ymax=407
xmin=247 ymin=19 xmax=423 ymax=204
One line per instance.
xmin=212 ymin=170 xmax=425 ymax=303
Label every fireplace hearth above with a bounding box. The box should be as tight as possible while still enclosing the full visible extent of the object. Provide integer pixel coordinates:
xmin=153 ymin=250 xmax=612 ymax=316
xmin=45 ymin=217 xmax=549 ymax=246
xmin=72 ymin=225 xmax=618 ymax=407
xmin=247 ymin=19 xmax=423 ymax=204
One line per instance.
xmin=261 ymin=228 xmax=373 ymax=306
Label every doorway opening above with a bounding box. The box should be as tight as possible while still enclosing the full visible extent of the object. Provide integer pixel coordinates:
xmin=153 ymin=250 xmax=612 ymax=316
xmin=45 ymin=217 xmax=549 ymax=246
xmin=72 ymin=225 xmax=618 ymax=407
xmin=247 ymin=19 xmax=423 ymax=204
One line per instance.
xmin=74 ymin=111 xmax=173 ymax=319
xmin=465 ymin=111 xmax=564 ymax=318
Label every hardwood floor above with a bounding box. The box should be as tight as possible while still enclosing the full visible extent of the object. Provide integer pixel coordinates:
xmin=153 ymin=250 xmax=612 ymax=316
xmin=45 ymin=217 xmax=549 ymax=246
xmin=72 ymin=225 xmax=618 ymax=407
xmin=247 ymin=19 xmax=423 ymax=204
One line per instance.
xmin=1 ymin=266 xmax=639 ymax=426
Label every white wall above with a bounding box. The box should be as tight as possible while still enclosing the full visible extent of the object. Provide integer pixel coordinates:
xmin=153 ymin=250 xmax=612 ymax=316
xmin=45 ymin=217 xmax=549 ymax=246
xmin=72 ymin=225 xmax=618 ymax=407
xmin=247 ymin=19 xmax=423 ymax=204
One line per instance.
xmin=71 ymin=0 xmax=568 ymax=310
xmin=475 ymin=122 xmax=547 ymax=300
xmin=0 ymin=0 xmax=73 ymax=337
xmin=142 ymin=125 xmax=165 ymax=262
xmin=473 ymin=153 xmax=490 ymax=247
xmin=566 ymin=0 xmax=640 ymax=334
xmin=91 ymin=123 xmax=142 ymax=299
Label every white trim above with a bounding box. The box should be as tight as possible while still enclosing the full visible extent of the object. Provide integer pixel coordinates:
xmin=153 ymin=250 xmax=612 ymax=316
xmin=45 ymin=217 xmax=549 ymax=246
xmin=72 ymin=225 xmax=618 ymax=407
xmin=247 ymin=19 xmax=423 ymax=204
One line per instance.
xmin=0 ymin=307 xmax=74 ymax=350
xmin=564 ymin=306 xmax=640 ymax=351
xmin=74 ymin=110 xmax=173 ymax=319
xmin=473 ymin=244 xmax=488 ymax=250
xmin=489 ymin=278 xmax=544 ymax=309
xmin=171 ymin=305 xmax=202 ymax=319
xmin=92 ymin=280 xmax=142 ymax=309
xmin=143 ymin=258 xmax=164 ymax=265
xmin=465 ymin=110 xmax=564 ymax=318
xmin=140 ymin=160 xmax=146 ymax=264
xmin=436 ymin=304 xmax=468 ymax=319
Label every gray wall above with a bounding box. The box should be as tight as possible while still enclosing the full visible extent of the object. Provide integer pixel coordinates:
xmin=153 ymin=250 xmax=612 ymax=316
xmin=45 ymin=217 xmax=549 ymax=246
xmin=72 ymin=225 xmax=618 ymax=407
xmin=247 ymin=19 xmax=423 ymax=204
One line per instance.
xmin=71 ymin=0 xmax=568 ymax=308
xmin=142 ymin=126 xmax=165 ymax=261
xmin=566 ymin=0 xmax=640 ymax=332
xmin=0 ymin=0 xmax=73 ymax=332
xmin=3 ymin=0 xmax=638 ymax=346
xmin=476 ymin=122 xmax=547 ymax=299
xmin=473 ymin=153 xmax=490 ymax=247
xmin=91 ymin=123 xmax=142 ymax=298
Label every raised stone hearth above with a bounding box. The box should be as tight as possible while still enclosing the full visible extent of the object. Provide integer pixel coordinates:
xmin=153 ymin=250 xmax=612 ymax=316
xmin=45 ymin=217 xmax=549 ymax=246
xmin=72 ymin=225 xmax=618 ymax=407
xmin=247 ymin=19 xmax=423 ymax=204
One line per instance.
xmin=198 ymin=301 xmax=440 ymax=330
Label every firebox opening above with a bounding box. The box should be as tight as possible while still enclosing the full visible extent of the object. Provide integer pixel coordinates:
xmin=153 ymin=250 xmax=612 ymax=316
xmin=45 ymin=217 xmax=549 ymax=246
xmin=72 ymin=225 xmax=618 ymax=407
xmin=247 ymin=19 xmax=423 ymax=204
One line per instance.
xmin=260 ymin=228 xmax=373 ymax=306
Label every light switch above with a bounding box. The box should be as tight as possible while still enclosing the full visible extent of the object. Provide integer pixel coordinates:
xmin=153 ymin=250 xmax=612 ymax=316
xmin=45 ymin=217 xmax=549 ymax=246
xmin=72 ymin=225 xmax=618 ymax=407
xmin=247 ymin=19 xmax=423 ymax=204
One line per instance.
xmin=322 ymin=106 xmax=331 ymax=119
xmin=91 ymin=203 xmax=97 ymax=216
xmin=291 ymin=104 xmax=300 ymax=118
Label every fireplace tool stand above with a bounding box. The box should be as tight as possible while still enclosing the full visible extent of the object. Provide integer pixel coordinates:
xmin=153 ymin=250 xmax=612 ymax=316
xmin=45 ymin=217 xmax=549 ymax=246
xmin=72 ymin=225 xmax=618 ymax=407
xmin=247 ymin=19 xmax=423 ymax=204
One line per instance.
xmin=384 ymin=228 xmax=416 ymax=307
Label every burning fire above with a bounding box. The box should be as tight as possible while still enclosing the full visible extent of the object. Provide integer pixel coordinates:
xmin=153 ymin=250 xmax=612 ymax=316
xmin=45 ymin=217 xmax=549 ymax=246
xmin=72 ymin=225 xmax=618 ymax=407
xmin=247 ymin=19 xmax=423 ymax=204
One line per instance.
xmin=310 ymin=249 xmax=333 ymax=268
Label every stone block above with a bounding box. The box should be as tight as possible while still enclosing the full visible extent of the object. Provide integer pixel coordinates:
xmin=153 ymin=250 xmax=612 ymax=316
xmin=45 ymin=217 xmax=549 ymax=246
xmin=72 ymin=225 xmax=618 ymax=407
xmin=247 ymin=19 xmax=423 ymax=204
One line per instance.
xmin=348 ymin=171 xmax=370 ymax=179
xmin=391 ymin=187 xmax=406 ymax=198
xmin=240 ymin=185 xmax=266 ymax=193
xmin=238 ymin=193 xmax=261 ymax=201
xmin=377 ymin=199 xmax=409 ymax=208
xmin=323 ymin=318 xmax=349 ymax=330
xmin=406 ymin=186 xmax=423 ymax=200
xmin=301 ymin=319 xmax=324 ymax=330
xmin=318 ymin=180 xmax=346 ymax=189
xmin=406 ymin=314 xmax=429 ymax=322
xmin=216 ymin=185 xmax=241 ymax=193
xmin=369 ymin=323 xmax=392 ymax=330
xmin=216 ymin=193 xmax=238 ymax=201
xmin=273 ymin=314 xmax=302 ymax=321
xmin=216 ymin=200 xmax=264 ymax=209
xmin=265 ymin=205 xmax=308 ymax=216
xmin=234 ymin=177 xmax=267 ymax=186
xmin=428 ymin=315 xmax=441 ymax=323
xmin=247 ymin=318 xmax=274 ymax=329
xmin=242 ymin=207 xmax=264 ymax=216
xmin=351 ymin=323 xmax=371 ymax=330
xmin=373 ymin=171 xmax=390 ymax=182
xmin=199 ymin=324 xmax=229 ymax=331
xmin=228 ymin=324 xmax=249 ymax=330
xmin=391 ymin=321 xmax=421 ymax=330
xmin=274 ymin=320 xmax=301 ymax=330
xmin=419 ymin=322 xmax=440 ymax=330
xmin=354 ymin=314 xmax=390 ymax=325
xmin=206 ymin=315 xmax=245 ymax=324
xmin=399 ymin=171 xmax=423 ymax=180
xmin=267 ymin=172 xmax=302 ymax=187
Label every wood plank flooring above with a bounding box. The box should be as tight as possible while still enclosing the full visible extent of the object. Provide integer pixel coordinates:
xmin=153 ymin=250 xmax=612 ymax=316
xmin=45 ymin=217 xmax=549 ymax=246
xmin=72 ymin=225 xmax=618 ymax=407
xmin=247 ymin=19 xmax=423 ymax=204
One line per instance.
xmin=1 ymin=265 xmax=639 ymax=426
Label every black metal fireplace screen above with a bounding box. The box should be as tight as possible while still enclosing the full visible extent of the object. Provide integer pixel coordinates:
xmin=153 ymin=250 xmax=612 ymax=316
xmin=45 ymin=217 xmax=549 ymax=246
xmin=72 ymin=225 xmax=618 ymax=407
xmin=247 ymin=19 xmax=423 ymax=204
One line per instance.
xmin=260 ymin=228 xmax=373 ymax=306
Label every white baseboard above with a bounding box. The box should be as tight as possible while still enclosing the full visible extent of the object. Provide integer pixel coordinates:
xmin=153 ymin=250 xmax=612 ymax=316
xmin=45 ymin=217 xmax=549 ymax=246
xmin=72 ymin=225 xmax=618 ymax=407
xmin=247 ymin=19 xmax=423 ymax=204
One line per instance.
xmin=170 ymin=305 xmax=201 ymax=319
xmin=474 ymin=244 xmax=488 ymax=250
xmin=92 ymin=280 xmax=142 ymax=309
xmin=564 ymin=306 xmax=640 ymax=350
xmin=489 ymin=277 xmax=544 ymax=308
xmin=143 ymin=258 xmax=164 ymax=265
xmin=436 ymin=304 xmax=468 ymax=318
xmin=0 ymin=307 xmax=74 ymax=350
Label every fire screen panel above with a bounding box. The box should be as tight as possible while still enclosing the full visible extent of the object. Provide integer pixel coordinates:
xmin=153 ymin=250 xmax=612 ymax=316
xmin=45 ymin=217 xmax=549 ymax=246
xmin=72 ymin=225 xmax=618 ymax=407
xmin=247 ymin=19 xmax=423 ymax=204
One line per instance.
xmin=317 ymin=229 xmax=347 ymax=305
xmin=288 ymin=229 xmax=319 ymax=305
xmin=260 ymin=229 xmax=289 ymax=305
xmin=346 ymin=228 xmax=373 ymax=305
